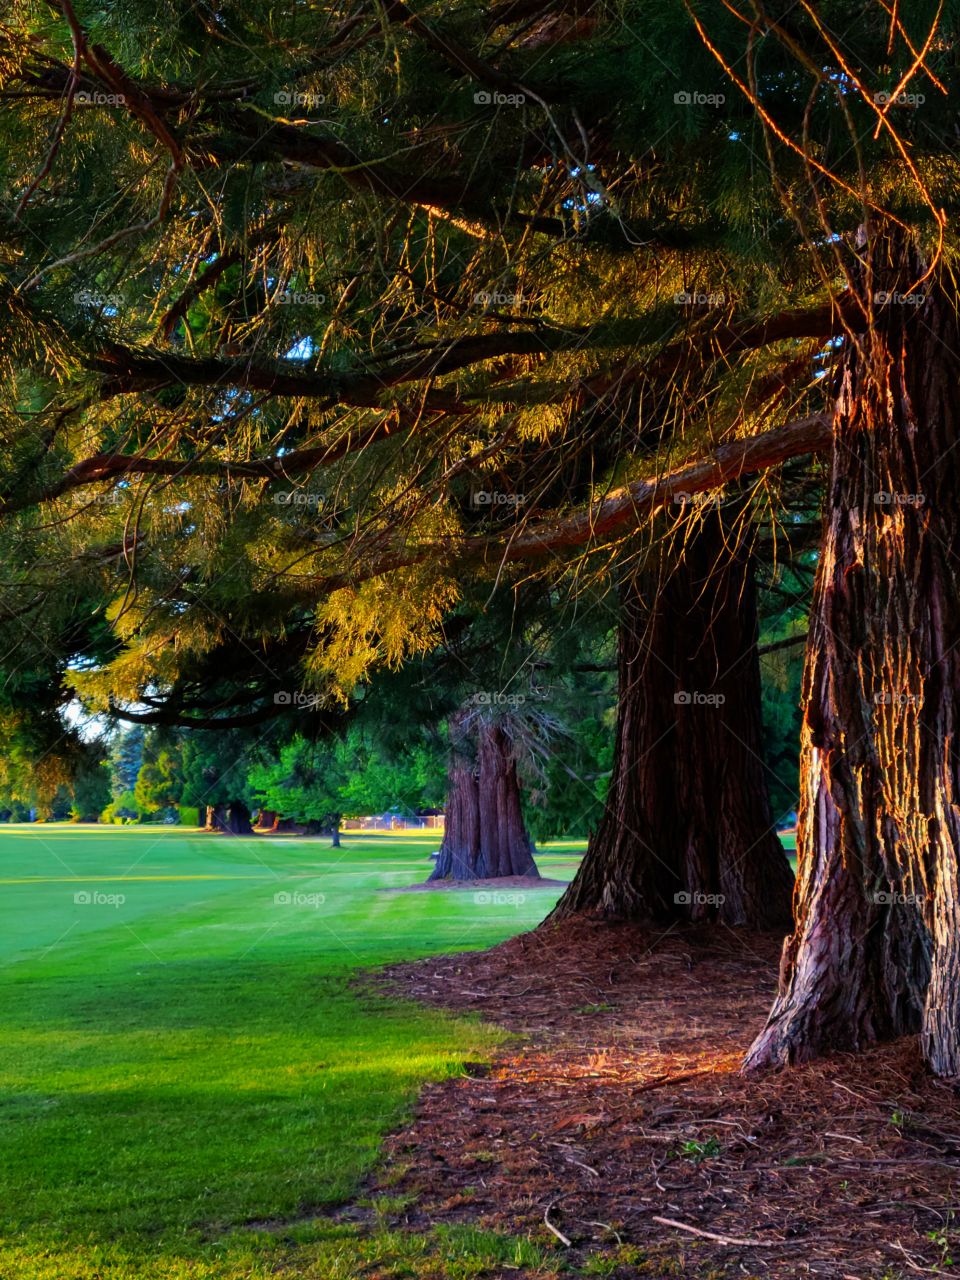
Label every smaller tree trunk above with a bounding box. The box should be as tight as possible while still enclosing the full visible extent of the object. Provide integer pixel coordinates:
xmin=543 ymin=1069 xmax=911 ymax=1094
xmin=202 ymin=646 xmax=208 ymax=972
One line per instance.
xmin=430 ymin=718 xmax=539 ymax=881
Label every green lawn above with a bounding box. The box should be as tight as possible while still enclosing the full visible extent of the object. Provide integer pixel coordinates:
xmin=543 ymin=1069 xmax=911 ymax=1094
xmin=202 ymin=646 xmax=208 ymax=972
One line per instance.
xmin=0 ymin=826 xmax=582 ymax=1279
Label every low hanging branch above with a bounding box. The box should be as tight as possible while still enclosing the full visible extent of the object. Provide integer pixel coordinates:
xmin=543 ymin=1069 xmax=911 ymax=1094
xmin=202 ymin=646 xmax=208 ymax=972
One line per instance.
xmin=309 ymin=412 xmax=833 ymax=590
xmin=84 ymin=296 xmax=858 ymax=405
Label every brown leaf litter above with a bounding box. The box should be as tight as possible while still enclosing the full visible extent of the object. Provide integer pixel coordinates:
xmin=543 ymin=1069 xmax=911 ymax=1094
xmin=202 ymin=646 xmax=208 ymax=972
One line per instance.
xmin=360 ymin=917 xmax=960 ymax=1278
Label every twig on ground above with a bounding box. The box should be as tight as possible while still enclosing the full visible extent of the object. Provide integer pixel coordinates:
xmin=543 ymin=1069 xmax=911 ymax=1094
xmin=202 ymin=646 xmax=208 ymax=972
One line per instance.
xmin=543 ymin=1197 xmax=571 ymax=1246
xmin=652 ymin=1215 xmax=788 ymax=1247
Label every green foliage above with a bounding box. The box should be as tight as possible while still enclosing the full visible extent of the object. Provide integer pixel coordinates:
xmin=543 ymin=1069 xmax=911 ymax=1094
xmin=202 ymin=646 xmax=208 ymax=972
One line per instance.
xmin=134 ymin=738 xmax=184 ymax=815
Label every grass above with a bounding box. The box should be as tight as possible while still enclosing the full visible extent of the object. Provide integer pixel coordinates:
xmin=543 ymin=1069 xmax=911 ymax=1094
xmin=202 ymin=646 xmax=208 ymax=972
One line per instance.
xmin=0 ymin=825 xmax=581 ymax=1278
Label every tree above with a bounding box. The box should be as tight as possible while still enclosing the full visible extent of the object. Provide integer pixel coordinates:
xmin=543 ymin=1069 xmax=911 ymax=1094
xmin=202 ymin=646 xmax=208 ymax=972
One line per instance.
xmin=678 ymin=2 xmax=960 ymax=1076
xmin=430 ymin=707 xmax=541 ymax=881
xmin=134 ymin=732 xmax=184 ymax=816
xmin=4 ymin=0 xmax=960 ymax=1077
xmin=109 ymin=726 xmax=145 ymax=799
xmin=551 ymin=507 xmax=794 ymax=928
xmin=248 ymin=735 xmax=353 ymax=844
xmin=745 ymin=244 xmax=958 ymax=1074
xmin=71 ymin=752 xmax=112 ymax=820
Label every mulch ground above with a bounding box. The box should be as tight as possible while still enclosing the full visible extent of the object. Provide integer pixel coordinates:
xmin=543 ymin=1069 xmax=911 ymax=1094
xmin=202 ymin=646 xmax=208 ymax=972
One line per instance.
xmin=366 ymin=919 xmax=960 ymax=1278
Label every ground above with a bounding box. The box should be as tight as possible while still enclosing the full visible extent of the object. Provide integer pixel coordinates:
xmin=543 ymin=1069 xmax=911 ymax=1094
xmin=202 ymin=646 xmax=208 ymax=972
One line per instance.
xmin=375 ymin=920 xmax=960 ymax=1278
xmin=2 ymin=826 xmax=958 ymax=1280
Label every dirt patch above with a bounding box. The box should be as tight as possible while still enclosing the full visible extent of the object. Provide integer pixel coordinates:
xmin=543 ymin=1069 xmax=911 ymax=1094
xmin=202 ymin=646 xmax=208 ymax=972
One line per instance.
xmin=365 ymin=918 xmax=960 ymax=1278
xmin=390 ymin=875 xmax=568 ymax=893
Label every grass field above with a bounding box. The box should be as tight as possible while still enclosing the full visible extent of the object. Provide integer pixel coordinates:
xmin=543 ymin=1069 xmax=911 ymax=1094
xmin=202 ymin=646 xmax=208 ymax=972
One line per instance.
xmin=0 ymin=826 xmax=583 ymax=1279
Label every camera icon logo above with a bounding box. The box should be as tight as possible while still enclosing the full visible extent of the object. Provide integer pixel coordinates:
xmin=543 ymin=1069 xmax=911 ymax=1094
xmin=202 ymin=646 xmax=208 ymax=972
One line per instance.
xmin=474 ymin=90 xmax=492 ymax=104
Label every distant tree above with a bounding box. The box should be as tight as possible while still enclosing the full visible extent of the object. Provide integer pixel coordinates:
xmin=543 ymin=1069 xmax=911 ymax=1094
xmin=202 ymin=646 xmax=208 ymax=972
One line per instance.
xmin=134 ymin=733 xmax=185 ymax=816
xmin=109 ymin=727 xmax=145 ymax=800
xmin=71 ymin=753 xmax=112 ymax=821
xmin=248 ymin=735 xmax=353 ymax=844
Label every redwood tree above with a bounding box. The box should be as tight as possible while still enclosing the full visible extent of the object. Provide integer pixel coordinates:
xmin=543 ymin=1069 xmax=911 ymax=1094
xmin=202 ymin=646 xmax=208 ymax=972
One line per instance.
xmin=745 ymin=243 xmax=960 ymax=1075
xmin=552 ymin=508 xmax=794 ymax=929
xmin=430 ymin=713 xmax=539 ymax=881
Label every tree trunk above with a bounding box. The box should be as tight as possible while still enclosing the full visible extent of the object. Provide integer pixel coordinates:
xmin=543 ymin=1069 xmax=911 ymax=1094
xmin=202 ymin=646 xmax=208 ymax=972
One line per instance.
xmin=209 ymin=800 xmax=254 ymax=835
xmin=745 ymin=240 xmax=960 ymax=1076
xmin=550 ymin=508 xmax=793 ymax=928
xmin=430 ymin=718 xmax=539 ymax=880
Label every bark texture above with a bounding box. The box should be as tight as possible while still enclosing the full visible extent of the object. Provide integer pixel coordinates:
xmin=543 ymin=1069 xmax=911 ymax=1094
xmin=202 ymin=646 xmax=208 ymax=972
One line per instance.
xmin=745 ymin=242 xmax=960 ymax=1076
xmin=551 ymin=509 xmax=793 ymax=928
xmin=430 ymin=718 xmax=539 ymax=880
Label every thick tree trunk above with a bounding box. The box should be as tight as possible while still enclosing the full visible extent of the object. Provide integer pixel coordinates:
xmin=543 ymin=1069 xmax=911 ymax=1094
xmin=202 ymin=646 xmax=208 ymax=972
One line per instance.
xmin=745 ymin=241 xmax=960 ymax=1076
xmin=550 ymin=508 xmax=793 ymax=928
xmin=209 ymin=800 xmax=254 ymax=835
xmin=430 ymin=719 xmax=539 ymax=881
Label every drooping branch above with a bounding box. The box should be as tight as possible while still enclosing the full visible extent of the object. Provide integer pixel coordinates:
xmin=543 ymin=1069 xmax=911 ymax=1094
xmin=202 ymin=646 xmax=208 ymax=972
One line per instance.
xmin=0 ymin=409 xmax=453 ymax=516
xmin=304 ymin=412 xmax=833 ymax=590
xmin=85 ymin=297 xmax=858 ymax=405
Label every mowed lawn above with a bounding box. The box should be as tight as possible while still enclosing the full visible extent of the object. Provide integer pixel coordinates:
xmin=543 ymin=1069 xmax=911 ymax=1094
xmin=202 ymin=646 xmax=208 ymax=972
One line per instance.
xmin=0 ymin=826 xmax=583 ymax=1279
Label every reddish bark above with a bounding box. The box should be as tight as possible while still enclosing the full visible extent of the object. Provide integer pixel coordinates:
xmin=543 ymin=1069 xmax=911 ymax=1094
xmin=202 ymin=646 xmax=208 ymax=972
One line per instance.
xmin=551 ymin=509 xmax=794 ymax=928
xmin=430 ymin=718 xmax=539 ymax=880
xmin=746 ymin=242 xmax=960 ymax=1076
